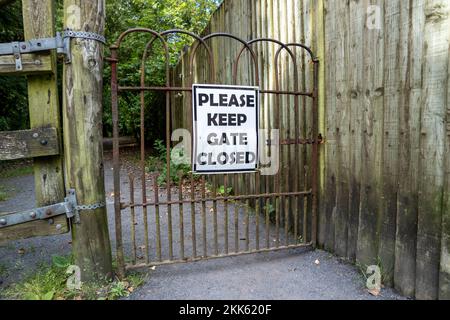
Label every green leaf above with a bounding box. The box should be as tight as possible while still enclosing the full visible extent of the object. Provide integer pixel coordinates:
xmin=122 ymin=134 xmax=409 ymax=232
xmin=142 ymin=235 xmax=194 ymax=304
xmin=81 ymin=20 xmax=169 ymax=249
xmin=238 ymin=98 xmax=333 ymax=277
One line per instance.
xmin=42 ymin=290 xmax=55 ymax=300
xmin=52 ymin=255 xmax=70 ymax=268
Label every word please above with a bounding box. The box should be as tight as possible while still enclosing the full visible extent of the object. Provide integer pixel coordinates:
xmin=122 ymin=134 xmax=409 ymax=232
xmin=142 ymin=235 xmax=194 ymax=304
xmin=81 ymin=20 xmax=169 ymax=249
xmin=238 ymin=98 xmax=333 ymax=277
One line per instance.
xmin=198 ymin=93 xmax=256 ymax=107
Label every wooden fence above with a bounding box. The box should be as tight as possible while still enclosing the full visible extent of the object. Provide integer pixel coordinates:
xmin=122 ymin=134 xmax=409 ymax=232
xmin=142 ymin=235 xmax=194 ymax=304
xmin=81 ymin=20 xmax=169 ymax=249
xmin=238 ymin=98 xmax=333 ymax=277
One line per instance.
xmin=171 ymin=0 xmax=450 ymax=299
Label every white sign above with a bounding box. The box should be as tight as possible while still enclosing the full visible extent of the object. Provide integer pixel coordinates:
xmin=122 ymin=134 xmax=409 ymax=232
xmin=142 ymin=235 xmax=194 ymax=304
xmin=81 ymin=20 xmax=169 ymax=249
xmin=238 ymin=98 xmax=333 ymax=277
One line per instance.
xmin=192 ymin=84 xmax=259 ymax=174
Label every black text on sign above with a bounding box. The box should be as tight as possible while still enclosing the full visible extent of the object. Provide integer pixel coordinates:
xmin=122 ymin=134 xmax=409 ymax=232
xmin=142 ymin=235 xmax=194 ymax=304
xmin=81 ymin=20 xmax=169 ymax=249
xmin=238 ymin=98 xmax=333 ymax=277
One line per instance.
xmin=192 ymin=84 xmax=259 ymax=173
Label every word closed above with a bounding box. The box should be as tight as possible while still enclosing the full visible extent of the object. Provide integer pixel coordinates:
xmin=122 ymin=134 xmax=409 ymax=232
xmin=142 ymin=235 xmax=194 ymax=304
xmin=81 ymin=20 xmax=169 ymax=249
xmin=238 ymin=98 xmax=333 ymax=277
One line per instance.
xmin=193 ymin=84 xmax=259 ymax=173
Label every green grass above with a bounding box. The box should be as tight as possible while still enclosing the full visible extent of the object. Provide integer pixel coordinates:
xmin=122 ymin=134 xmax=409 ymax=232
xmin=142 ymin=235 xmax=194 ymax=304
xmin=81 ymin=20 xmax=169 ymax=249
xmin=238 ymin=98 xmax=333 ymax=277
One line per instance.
xmin=0 ymin=163 xmax=33 ymax=179
xmin=0 ymin=186 xmax=8 ymax=201
xmin=0 ymin=264 xmax=7 ymax=277
xmin=2 ymin=255 xmax=146 ymax=300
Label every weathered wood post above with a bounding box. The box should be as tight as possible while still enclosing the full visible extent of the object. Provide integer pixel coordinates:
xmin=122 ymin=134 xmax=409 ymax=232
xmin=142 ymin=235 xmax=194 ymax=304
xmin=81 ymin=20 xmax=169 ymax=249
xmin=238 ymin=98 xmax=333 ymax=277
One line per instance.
xmin=62 ymin=0 xmax=112 ymax=281
xmin=22 ymin=0 xmax=68 ymax=236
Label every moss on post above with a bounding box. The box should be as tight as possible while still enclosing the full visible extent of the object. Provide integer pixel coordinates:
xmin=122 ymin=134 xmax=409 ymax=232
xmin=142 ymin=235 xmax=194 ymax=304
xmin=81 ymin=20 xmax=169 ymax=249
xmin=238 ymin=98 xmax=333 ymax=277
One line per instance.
xmin=62 ymin=0 xmax=112 ymax=281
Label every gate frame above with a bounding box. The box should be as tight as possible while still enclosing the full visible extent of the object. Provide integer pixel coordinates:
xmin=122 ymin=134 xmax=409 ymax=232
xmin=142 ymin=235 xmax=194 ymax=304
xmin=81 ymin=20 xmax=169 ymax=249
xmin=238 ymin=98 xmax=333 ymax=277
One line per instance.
xmin=109 ymin=29 xmax=320 ymax=274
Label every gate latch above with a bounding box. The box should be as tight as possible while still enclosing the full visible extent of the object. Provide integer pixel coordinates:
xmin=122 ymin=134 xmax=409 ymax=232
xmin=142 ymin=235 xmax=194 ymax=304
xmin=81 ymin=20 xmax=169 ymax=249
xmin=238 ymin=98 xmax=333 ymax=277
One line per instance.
xmin=0 ymin=29 xmax=106 ymax=71
xmin=0 ymin=189 xmax=106 ymax=228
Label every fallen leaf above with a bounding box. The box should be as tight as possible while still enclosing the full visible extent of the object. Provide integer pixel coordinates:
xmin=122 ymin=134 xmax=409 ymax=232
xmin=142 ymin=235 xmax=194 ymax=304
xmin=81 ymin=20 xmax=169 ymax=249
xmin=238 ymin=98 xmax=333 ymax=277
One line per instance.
xmin=368 ymin=288 xmax=381 ymax=296
xmin=150 ymin=266 xmax=156 ymax=271
xmin=128 ymin=287 xmax=134 ymax=293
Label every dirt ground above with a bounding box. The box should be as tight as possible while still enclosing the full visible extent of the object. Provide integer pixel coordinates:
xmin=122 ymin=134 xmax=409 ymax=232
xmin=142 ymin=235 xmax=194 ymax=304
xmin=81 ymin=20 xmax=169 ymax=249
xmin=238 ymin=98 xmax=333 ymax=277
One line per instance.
xmin=0 ymin=150 xmax=406 ymax=300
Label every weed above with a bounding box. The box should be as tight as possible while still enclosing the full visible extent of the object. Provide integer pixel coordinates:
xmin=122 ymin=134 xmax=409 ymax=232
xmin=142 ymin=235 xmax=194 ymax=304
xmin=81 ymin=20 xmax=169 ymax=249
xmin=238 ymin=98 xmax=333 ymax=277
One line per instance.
xmin=356 ymin=257 xmax=389 ymax=288
xmin=263 ymin=203 xmax=276 ymax=223
xmin=216 ymin=185 xmax=233 ymax=196
xmin=3 ymin=255 xmax=146 ymax=300
xmin=146 ymin=139 xmax=194 ymax=187
xmin=0 ymin=264 xmax=7 ymax=277
xmin=107 ymin=280 xmax=129 ymax=299
xmin=0 ymin=186 xmax=7 ymax=201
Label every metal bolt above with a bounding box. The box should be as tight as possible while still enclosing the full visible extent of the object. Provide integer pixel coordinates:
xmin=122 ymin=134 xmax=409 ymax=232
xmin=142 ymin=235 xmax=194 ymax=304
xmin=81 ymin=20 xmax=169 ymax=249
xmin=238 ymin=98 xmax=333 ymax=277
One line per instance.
xmin=37 ymin=42 xmax=42 ymax=47
xmin=46 ymin=209 xmax=53 ymax=216
xmin=21 ymin=45 xmax=26 ymax=50
xmin=32 ymin=132 xmax=39 ymax=138
xmin=30 ymin=212 xmax=37 ymax=219
xmin=0 ymin=219 xmax=6 ymax=226
xmin=40 ymin=139 xmax=48 ymax=146
xmin=56 ymin=224 xmax=62 ymax=230
xmin=34 ymin=60 xmax=41 ymax=66
xmin=14 ymin=54 xmax=20 ymax=59
xmin=48 ymin=219 xmax=54 ymax=225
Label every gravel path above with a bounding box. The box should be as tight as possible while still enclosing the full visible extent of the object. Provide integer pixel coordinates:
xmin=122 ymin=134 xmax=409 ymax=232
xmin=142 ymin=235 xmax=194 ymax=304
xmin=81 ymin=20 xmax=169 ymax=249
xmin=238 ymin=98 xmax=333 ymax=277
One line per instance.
xmin=0 ymin=151 xmax=406 ymax=300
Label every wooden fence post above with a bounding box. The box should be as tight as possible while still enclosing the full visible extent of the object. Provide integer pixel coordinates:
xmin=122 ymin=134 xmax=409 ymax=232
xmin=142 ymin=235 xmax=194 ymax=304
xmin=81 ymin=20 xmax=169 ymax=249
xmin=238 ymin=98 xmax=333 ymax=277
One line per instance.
xmin=62 ymin=0 xmax=112 ymax=281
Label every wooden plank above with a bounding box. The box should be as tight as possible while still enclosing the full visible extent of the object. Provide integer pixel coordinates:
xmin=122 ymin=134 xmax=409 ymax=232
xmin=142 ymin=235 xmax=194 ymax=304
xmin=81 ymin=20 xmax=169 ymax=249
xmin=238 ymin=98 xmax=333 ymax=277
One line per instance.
xmin=0 ymin=213 xmax=67 ymax=245
xmin=0 ymin=0 xmax=70 ymax=243
xmin=333 ymin=0 xmax=350 ymax=258
xmin=315 ymin=0 xmax=326 ymax=246
xmin=303 ymin=0 xmax=313 ymax=242
xmin=395 ymin=0 xmax=424 ymax=297
xmin=415 ymin=0 xmax=448 ymax=300
xmin=440 ymin=26 xmax=450 ymax=300
xmin=379 ymin=0 xmax=402 ymax=286
xmin=0 ymin=53 xmax=53 ymax=75
xmin=322 ymin=0 xmax=337 ymax=250
xmin=0 ymin=127 xmax=59 ymax=160
xmin=22 ymin=0 xmax=66 ymax=209
xmin=356 ymin=0 xmax=384 ymax=266
xmin=346 ymin=0 xmax=364 ymax=262
xmin=63 ymin=0 xmax=112 ymax=280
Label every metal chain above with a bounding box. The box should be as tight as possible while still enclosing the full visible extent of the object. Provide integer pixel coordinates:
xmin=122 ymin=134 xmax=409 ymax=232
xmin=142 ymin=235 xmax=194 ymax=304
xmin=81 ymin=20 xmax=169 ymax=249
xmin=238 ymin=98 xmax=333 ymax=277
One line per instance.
xmin=75 ymin=202 xmax=106 ymax=211
xmin=62 ymin=29 xmax=106 ymax=44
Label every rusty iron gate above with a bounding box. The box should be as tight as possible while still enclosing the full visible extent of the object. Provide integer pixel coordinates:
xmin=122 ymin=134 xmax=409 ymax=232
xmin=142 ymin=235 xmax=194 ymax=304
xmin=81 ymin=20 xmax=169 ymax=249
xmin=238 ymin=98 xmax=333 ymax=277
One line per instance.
xmin=109 ymin=29 xmax=320 ymax=273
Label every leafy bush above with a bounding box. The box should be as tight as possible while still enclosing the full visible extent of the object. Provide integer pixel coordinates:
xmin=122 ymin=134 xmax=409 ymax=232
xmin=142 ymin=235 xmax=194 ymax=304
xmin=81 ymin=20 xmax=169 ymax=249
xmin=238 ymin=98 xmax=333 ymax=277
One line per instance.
xmin=146 ymin=139 xmax=192 ymax=187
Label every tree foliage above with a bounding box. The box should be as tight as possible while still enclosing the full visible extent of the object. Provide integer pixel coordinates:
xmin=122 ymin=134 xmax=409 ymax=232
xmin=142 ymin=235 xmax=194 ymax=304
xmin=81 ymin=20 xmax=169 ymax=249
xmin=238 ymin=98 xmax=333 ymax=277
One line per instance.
xmin=0 ymin=1 xmax=28 ymax=131
xmin=102 ymin=0 xmax=221 ymax=142
xmin=0 ymin=0 xmax=220 ymax=140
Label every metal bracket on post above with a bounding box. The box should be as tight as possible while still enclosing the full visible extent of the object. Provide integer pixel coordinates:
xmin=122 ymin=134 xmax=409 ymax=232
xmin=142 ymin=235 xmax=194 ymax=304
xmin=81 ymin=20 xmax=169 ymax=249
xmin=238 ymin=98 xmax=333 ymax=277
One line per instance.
xmin=0 ymin=29 xmax=106 ymax=71
xmin=11 ymin=42 xmax=22 ymax=71
xmin=64 ymin=189 xmax=80 ymax=224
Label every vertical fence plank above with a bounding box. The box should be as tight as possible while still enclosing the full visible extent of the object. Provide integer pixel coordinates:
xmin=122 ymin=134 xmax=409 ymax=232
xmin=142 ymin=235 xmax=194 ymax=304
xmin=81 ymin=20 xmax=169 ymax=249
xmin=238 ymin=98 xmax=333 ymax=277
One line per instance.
xmin=322 ymin=0 xmax=337 ymax=251
xmin=379 ymin=0 xmax=402 ymax=285
xmin=356 ymin=0 xmax=385 ymax=266
xmin=346 ymin=0 xmax=364 ymax=262
xmin=315 ymin=0 xmax=327 ymax=247
xmin=333 ymin=0 xmax=350 ymax=258
xmin=440 ymin=30 xmax=450 ymax=299
xmin=395 ymin=0 xmax=424 ymax=297
xmin=415 ymin=0 xmax=448 ymax=300
xmin=21 ymin=0 xmax=67 ymax=233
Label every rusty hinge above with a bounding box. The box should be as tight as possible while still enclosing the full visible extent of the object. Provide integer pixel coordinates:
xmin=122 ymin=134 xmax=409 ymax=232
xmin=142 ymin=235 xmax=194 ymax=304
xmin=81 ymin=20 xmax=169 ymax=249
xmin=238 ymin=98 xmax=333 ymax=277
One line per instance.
xmin=0 ymin=189 xmax=106 ymax=228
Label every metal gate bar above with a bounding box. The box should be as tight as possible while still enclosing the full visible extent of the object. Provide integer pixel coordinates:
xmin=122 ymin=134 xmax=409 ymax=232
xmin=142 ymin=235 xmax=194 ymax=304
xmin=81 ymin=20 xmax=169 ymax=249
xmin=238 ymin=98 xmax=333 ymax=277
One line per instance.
xmin=109 ymin=29 xmax=319 ymax=273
